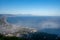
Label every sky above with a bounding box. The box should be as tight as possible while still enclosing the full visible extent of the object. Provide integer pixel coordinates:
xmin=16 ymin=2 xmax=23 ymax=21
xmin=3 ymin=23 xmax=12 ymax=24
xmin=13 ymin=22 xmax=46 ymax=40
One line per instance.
xmin=0 ymin=0 xmax=60 ymax=16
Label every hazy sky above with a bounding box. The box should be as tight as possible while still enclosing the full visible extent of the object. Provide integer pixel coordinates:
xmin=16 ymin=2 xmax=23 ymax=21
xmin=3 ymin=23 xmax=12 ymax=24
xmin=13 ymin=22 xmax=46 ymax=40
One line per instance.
xmin=0 ymin=0 xmax=60 ymax=16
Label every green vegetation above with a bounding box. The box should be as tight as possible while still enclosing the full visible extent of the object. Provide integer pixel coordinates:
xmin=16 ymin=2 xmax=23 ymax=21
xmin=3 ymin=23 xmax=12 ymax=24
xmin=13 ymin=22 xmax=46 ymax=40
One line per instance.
xmin=0 ymin=34 xmax=26 ymax=40
xmin=28 ymin=32 xmax=60 ymax=40
xmin=0 ymin=32 xmax=60 ymax=40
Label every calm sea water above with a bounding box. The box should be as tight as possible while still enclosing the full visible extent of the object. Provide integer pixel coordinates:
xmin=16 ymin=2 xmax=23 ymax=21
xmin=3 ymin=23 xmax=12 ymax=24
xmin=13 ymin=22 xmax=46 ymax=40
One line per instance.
xmin=0 ymin=15 xmax=60 ymax=36
xmin=7 ymin=16 xmax=60 ymax=28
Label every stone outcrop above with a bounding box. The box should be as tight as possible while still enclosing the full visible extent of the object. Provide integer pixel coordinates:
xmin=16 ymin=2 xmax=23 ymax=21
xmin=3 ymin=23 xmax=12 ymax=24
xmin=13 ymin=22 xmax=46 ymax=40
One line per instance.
xmin=0 ymin=16 xmax=9 ymax=27
xmin=0 ymin=15 xmax=37 ymax=37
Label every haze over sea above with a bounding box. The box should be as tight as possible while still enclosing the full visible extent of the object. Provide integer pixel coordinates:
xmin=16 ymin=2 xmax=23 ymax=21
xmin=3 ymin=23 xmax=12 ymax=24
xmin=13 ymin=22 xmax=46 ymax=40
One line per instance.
xmin=6 ymin=16 xmax=60 ymax=29
xmin=0 ymin=0 xmax=60 ymax=37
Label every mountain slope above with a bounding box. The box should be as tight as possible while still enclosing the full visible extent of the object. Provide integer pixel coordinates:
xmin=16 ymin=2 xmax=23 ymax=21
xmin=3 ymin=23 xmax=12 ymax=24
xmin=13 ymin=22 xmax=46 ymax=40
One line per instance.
xmin=40 ymin=28 xmax=60 ymax=37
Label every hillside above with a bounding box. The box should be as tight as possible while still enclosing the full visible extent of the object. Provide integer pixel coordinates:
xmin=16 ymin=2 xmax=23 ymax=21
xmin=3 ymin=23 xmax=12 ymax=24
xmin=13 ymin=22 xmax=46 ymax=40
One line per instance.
xmin=0 ymin=32 xmax=60 ymax=40
xmin=40 ymin=28 xmax=60 ymax=37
